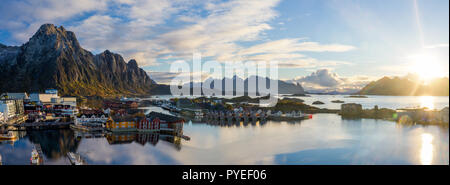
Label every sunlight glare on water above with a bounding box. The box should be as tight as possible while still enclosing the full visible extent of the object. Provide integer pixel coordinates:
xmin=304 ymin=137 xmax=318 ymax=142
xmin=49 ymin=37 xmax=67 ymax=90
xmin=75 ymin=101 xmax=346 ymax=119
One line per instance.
xmin=420 ymin=133 xmax=434 ymax=165
xmin=419 ymin=96 xmax=435 ymax=110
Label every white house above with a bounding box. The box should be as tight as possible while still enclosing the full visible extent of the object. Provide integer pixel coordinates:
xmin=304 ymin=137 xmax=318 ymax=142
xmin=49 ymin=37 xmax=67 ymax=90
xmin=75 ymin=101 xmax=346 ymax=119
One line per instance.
xmin=75 ymin=113 xmax=109 ymax=125
xmin=1 ymin=92 xmax=29 ymax=100
xmin=0 ymin=100 xmax=16 ymax=119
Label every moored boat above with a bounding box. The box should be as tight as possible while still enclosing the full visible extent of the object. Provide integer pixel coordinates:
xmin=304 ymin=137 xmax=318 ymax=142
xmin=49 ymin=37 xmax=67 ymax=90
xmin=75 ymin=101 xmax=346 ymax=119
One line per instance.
xmin=31 ymin=148 xmax=41 ymax=165
xmin=67 ymin=152 xmax=87 ymax=165
xmin=0 ymin=131 xmax=18 ymax=141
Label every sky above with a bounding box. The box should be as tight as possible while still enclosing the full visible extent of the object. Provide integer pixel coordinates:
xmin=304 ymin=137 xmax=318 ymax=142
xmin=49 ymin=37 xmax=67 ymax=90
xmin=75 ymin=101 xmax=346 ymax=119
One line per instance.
xmin=0 ymin=0 xmax=448 ymax=91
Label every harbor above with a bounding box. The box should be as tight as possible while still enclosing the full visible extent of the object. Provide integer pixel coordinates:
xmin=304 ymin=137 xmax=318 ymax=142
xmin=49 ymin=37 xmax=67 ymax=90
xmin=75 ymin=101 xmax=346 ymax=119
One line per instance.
xmin=0 ymin=92 xmax=448 ymax=165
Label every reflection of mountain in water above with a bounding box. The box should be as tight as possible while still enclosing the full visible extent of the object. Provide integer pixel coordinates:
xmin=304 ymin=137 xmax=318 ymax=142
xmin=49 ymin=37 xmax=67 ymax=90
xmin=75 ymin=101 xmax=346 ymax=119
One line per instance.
xmin=27 ymin=129 xmax=80 ymax=159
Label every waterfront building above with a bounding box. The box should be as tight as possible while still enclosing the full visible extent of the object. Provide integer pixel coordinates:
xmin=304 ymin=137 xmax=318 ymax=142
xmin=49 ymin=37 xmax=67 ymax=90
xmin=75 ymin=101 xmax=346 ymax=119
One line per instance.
xmin=106 ymin=116 xmax=160 ymax=132
xmin=106 ymin=116 xmax=139 ymax=132
xmin=13 ymin=99 xmax=24 ymax=115
xmin=148 ymin=112 xmax=184 ymax=135
xmin=0 ymin=92 xmax=29 ymax=100
xmin=51 ymin=97 xmax=77 ymax=107
xmin=137 ymin=117 xmax=160 ymax=132
xmin=30 ymin=93 xmax=59 ymax=103
xmin=106 ymin=112 xmax=183 ymax=133
xmin=0 ymin=95 xmax=25 ymax=118
xmin=0 ymin=112 xmax=4 ymax=122
xmin=0 ymin=100 xmax=16 ymax=119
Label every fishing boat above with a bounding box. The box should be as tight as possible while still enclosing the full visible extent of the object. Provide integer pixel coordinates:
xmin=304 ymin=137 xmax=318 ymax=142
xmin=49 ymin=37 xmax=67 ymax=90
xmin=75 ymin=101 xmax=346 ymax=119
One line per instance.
xmin=0 ymin=131 xmax=18 ymax=141
xmin=30 ymin=148 xmax=42 ymax=165
xmin=67 ymin=152 xmax=87 ymax=165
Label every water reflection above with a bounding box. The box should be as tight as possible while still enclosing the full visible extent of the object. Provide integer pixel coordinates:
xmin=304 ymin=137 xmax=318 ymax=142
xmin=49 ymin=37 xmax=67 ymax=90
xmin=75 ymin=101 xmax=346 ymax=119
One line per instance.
xmin=420 ymin=133 xmax=434 ymax=165
xmin=1 ymin=114 xmax=448 ymax=165
xmin=27 ymin=130 xmax=80 ymax=159
xmin=104 ymin=132 xmax=182 ymax=151
xmin=419 ymin=96 xmax=435 ymax=110
xmin=202 ymin=118 xmax=306 ymax=127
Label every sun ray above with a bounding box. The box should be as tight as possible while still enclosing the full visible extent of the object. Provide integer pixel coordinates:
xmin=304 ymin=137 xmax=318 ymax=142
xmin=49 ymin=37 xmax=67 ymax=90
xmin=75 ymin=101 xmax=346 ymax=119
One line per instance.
xmin=413 ymin=0 xmax=425 ymax=48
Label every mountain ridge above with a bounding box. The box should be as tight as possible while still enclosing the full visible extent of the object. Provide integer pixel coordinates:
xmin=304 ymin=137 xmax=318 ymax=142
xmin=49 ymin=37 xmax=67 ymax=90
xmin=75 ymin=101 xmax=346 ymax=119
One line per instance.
xmin=358 ymin=76 xmax=449 ymax=96
xmin=178 ymin=75 xmax=305 ymax=95
xmin=0 ymin=23 xmax=165 ymax=97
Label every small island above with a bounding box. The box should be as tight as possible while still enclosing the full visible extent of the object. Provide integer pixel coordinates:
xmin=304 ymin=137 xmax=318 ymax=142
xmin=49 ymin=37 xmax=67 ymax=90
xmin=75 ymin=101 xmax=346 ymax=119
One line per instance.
xmin=331 ymin=100 xmax=345 ymax=103
xmin=345 ymin=95 xmax=368 ymax=98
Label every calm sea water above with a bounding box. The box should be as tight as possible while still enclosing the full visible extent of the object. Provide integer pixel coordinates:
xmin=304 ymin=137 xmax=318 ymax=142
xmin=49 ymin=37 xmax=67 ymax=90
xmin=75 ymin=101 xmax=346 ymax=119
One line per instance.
xmin=149 ymin=94 xmax=450 ymax=110
xmin=1 ymin=95 xmax=448 ymax=165
xmin=1 ymin=114 xmax=448 ymax=165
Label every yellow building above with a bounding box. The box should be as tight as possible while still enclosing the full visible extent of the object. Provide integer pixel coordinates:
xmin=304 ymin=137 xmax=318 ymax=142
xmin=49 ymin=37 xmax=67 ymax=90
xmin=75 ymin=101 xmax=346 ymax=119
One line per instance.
xmin=106 ymin=116 xmax=139 ymax=132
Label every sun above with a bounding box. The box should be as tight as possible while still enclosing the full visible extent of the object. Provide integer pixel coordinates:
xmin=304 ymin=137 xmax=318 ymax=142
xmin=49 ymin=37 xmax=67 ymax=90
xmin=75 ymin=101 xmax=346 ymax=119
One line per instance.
xmin=408 ymin=52 xmax=442 ymax=83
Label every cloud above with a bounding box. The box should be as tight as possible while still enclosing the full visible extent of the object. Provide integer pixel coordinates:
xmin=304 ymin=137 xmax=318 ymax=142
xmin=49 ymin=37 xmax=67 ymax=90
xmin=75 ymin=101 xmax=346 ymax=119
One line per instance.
xmin=424 ymin=43 xmax=449 ymax=49
xmin=0 ymin=0 xmax=110 ymax=42
xmin=294 ymin=69 xmax=343 ymax=87
xmin=239 ymin=39 xmax=355 ymax=56
xmin=290 ymin=69 xmax=375 ymax=92
xmin=0 ymin=0 xmax=356 ymax=69
xmin=156 ymin=0 xmax=281 ymax=60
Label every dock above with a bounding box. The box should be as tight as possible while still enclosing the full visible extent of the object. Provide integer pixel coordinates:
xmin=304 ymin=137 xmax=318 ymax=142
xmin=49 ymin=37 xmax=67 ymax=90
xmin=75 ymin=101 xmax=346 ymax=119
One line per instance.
xmin=13 ymin=122 xmax=72 ymax=130
xmin=70 ymin=124 xmax=105 ymax=132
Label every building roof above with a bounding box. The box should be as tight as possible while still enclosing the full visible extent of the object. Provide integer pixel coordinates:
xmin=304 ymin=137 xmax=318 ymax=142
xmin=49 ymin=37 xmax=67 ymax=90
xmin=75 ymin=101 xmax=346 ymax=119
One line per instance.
xmin=111 ymin=115 xmax=144 ymax=122
xmin=1 ymin=93 xmax=29 ymax=100
xmin=147 ymin=112 xmax=184 ymax=123
xmin=77 ymin=113 xmax=109 ymax=118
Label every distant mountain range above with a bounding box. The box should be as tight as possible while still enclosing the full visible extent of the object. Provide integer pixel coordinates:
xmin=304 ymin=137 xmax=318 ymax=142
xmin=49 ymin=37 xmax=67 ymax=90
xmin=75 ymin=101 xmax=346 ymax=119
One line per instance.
xmin=6 ymin=24 xmax=442 ymax=98
xmin=358 ymin=76 xmax=449 ymax=96
xmin=179 ymin=75 xmax=305 ymax=96
xmin=0 ymin=24 xmax=168 ymax=97
xmin=305 ymin=89 xmax=359 ymax=95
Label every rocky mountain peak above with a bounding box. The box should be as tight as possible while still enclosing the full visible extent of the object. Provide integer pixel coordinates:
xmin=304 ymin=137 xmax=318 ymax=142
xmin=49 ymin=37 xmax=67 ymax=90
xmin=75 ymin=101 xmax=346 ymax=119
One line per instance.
xmin=0 ymin=23 xmax=165 ymax=96
xmin=26 ymin=23 xmax=81 ymax=53
xmin=127 ymin=59 xmax=138 ymax=68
